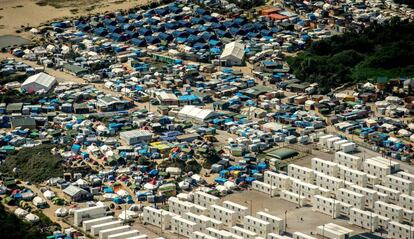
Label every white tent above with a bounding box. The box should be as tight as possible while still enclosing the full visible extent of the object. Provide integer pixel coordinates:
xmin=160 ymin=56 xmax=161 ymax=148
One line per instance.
xmin=178 ymin=105 xmax=216 ymax=122
xmin=25 ymin=213 xmax=40 ymax=223
xmin=14 ymin=208 xmax=29 ymax=218
xmin=32 ymin=196 xmax=47 ymax=207
xmin=43 ymin=190 xmax=56 ymax=200
xmin=21 ymin=73 xmax=57 ymax=93
xmin=55 ymin=208 xmax=68 ymax=217
xmin=220 ymin=42 xmax=245 ymax=66
xmin=116 ymin=189 xmax=129 ymax=197
xmin=0 ymin=185 xmax=6 ymax=195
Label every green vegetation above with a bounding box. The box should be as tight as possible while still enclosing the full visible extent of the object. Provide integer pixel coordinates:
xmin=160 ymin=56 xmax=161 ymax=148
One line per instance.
xmin=287 ymin=18 xmax=414 ymax=92
xmin=0 ymin=145 xmax=64 ymax=183
xmin=395 ymin=0 xmax=414 ymax=7
xmin=0 ymin=204 xmax=60 ymax=239
xmin=0 ymin=89 xmax=57 ymax=104
xmin=228 ymin=0 xmax=266 ymax=10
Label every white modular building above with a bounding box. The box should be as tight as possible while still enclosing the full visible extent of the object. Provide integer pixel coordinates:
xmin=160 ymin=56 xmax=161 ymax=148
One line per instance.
xmin=316 ymin=223 xmax=353 ymax=239
xmin=318 ymin=134 xmax=334 ymax=146
xmin=280 ymin=190 xmax=308 ymax=205
xmin=209 ymin=204 xmax=237 ymax=227
xmin=288 ymin=164 xmax=315 ymax=183
xmin=399 ymin=194 xmax=414 ymax=211
xmin=396 ymin=171 xmax=414 ymax=183
xmin=91 ymin=221 xmax=122 ymax=236
xmin=366 ymin=174 xmax=380 ymax=188
xmin=243 ymin=215 xmax=271 ymax=237
xmin=334 ymin=151 xmax=362 ymax=170
xmin=343 ymin=180 xmax=356 ymax=189
xmin=191 ymin=231 xmax=216 ymax=239
xmin=107 ymin=230 xmax=139 ymax=239
xmin=374 ymin=201 xmax=403 ymax=221
xmin=311 ymin=158 xmax=339 ymax=177
xmin=99 ymin=226 xmax=130 ymax=239
xmin=183 ymin=212 xmax=223 ymax=231
xmin=193 ymin=191 xmax=220 ymax=208
xmin=333 ymin=140 xmax=349 ymax=151
xmin=126 ymin=236 xmax=148 ymax=239
xmin=291 ymin=179 xmax=322 ymax=201
xmin=374 ymin=184 xmax=401 ymax=203
xmin=205 ymin=227 xmax=234 ymax=239
xmin=377 ymin=215 xmax=390 ymax=228
xmin=264 ymin=171 xmax=292 ymax=190
xmin=363 ymin=156 xmax=400 ymax=180
xmin=171 ymin=216 xmax=202 ymax=238
xmin=403 ymin=209 xmax=414 ymax=223
xmin=388 ymin=220 xmax=414 ymax=239
xmin=83 ymin=216 xmax=114 ymax=231
xmin=314 ymin=172 xmax=344 ymax=194
xmin=349 ymin=185 xmax=379 ymax=209
xmin=349 ymin=208 xmax=379 ymax=231
xmin=267 ymin=233 xmax=293 ymax=239
xmin=292 ymin=232 xmax=317 ymax=239
xmin=74 ymin=205 xmax=107 ymax=226
xmin=230 ymin=226 xmax=257 ymax=239
xmin=142 ymin=206 xmax=175 ymax=230
xmin=252 ymin=180 xmax=278 ymax=196
xmin=337 ymin=201 xmax=353 ymax=217
xmin=256 ymin=211 xmax=285 ymax=235
xmin=168 ymin=197 xmax=207 ymax=216
xmin=222 ymin=201 xmax=249 ymax=222
xmin=312 ymin=195 xmax=340 ymax=218
xmin=341 ymin=142 xmax=356 ymax=153
xmin=338 ymin=165 xmax=368 ymax=187
xmin=326 ymin=137 xmax=342 ymax=149
xmin=384 ymin=174 xmax=413 ymax=195
xmin=336 ymin=188 xmax=365 ymax=209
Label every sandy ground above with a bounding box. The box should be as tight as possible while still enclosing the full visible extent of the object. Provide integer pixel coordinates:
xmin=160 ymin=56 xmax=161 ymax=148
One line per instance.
xmin=0 ymin=0 xmax=150 ymax=36
xmin=223 ymin=190 xmax=368 ymax=238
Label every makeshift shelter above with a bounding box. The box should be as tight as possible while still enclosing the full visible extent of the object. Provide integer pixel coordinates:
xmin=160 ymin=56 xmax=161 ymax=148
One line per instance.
xmin=265 ymin=148 xmax=298 ymax=160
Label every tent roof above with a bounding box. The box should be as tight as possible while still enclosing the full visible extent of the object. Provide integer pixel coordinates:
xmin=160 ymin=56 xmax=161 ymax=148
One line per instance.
xmin=220 ymin=41 xmax=245 ymax=60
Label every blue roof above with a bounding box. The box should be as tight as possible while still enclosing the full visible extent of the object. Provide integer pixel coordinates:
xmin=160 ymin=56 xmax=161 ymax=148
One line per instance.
xmin=179 ymin=95 xmax=200 ymax=101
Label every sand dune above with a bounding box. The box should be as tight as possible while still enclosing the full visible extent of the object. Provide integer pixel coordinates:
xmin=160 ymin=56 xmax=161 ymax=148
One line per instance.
xmin=0 ymin=0 xmax=149 ymax=36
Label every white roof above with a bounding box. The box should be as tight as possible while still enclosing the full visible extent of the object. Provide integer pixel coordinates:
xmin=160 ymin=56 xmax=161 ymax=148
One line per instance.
xmin=220 ymin=42 xmax=245 ymax=60
xmin=157 ymin=91 xmax=178 ymax=101
xmin=178 ymin=105 xmax=216 ymax=121
xmin=317 ymin=223 xmax=353 ymax=235
xmin=22 ymin=73 xmax=56 ymax=89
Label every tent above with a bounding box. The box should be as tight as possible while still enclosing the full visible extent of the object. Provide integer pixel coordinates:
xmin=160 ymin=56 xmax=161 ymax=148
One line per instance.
xmin=55 ymin=208 xmax=68 ymax=217
xmin=113 ymin=197 xmax=125 ymax=204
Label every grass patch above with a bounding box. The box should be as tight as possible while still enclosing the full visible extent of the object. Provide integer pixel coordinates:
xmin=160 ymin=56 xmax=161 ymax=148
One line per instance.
xmin=0 ymin=145 xmax=64 ymax=183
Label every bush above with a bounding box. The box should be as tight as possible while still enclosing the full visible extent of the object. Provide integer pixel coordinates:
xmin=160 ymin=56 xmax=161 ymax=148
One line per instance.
xmin=287 ymin=18 xmax=414 ymax=92
xmin=0 ymin=145 xmax=64 ymax=183
xmin=0 ymin=204 xmax=59 ymax=239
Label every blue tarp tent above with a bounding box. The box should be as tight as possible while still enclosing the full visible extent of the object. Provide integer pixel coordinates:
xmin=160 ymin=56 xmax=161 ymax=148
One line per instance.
xmin=113 ymin=197 xmax=125 ymax=204
xmin=71 ymin=144 xmax=81 ymax=153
